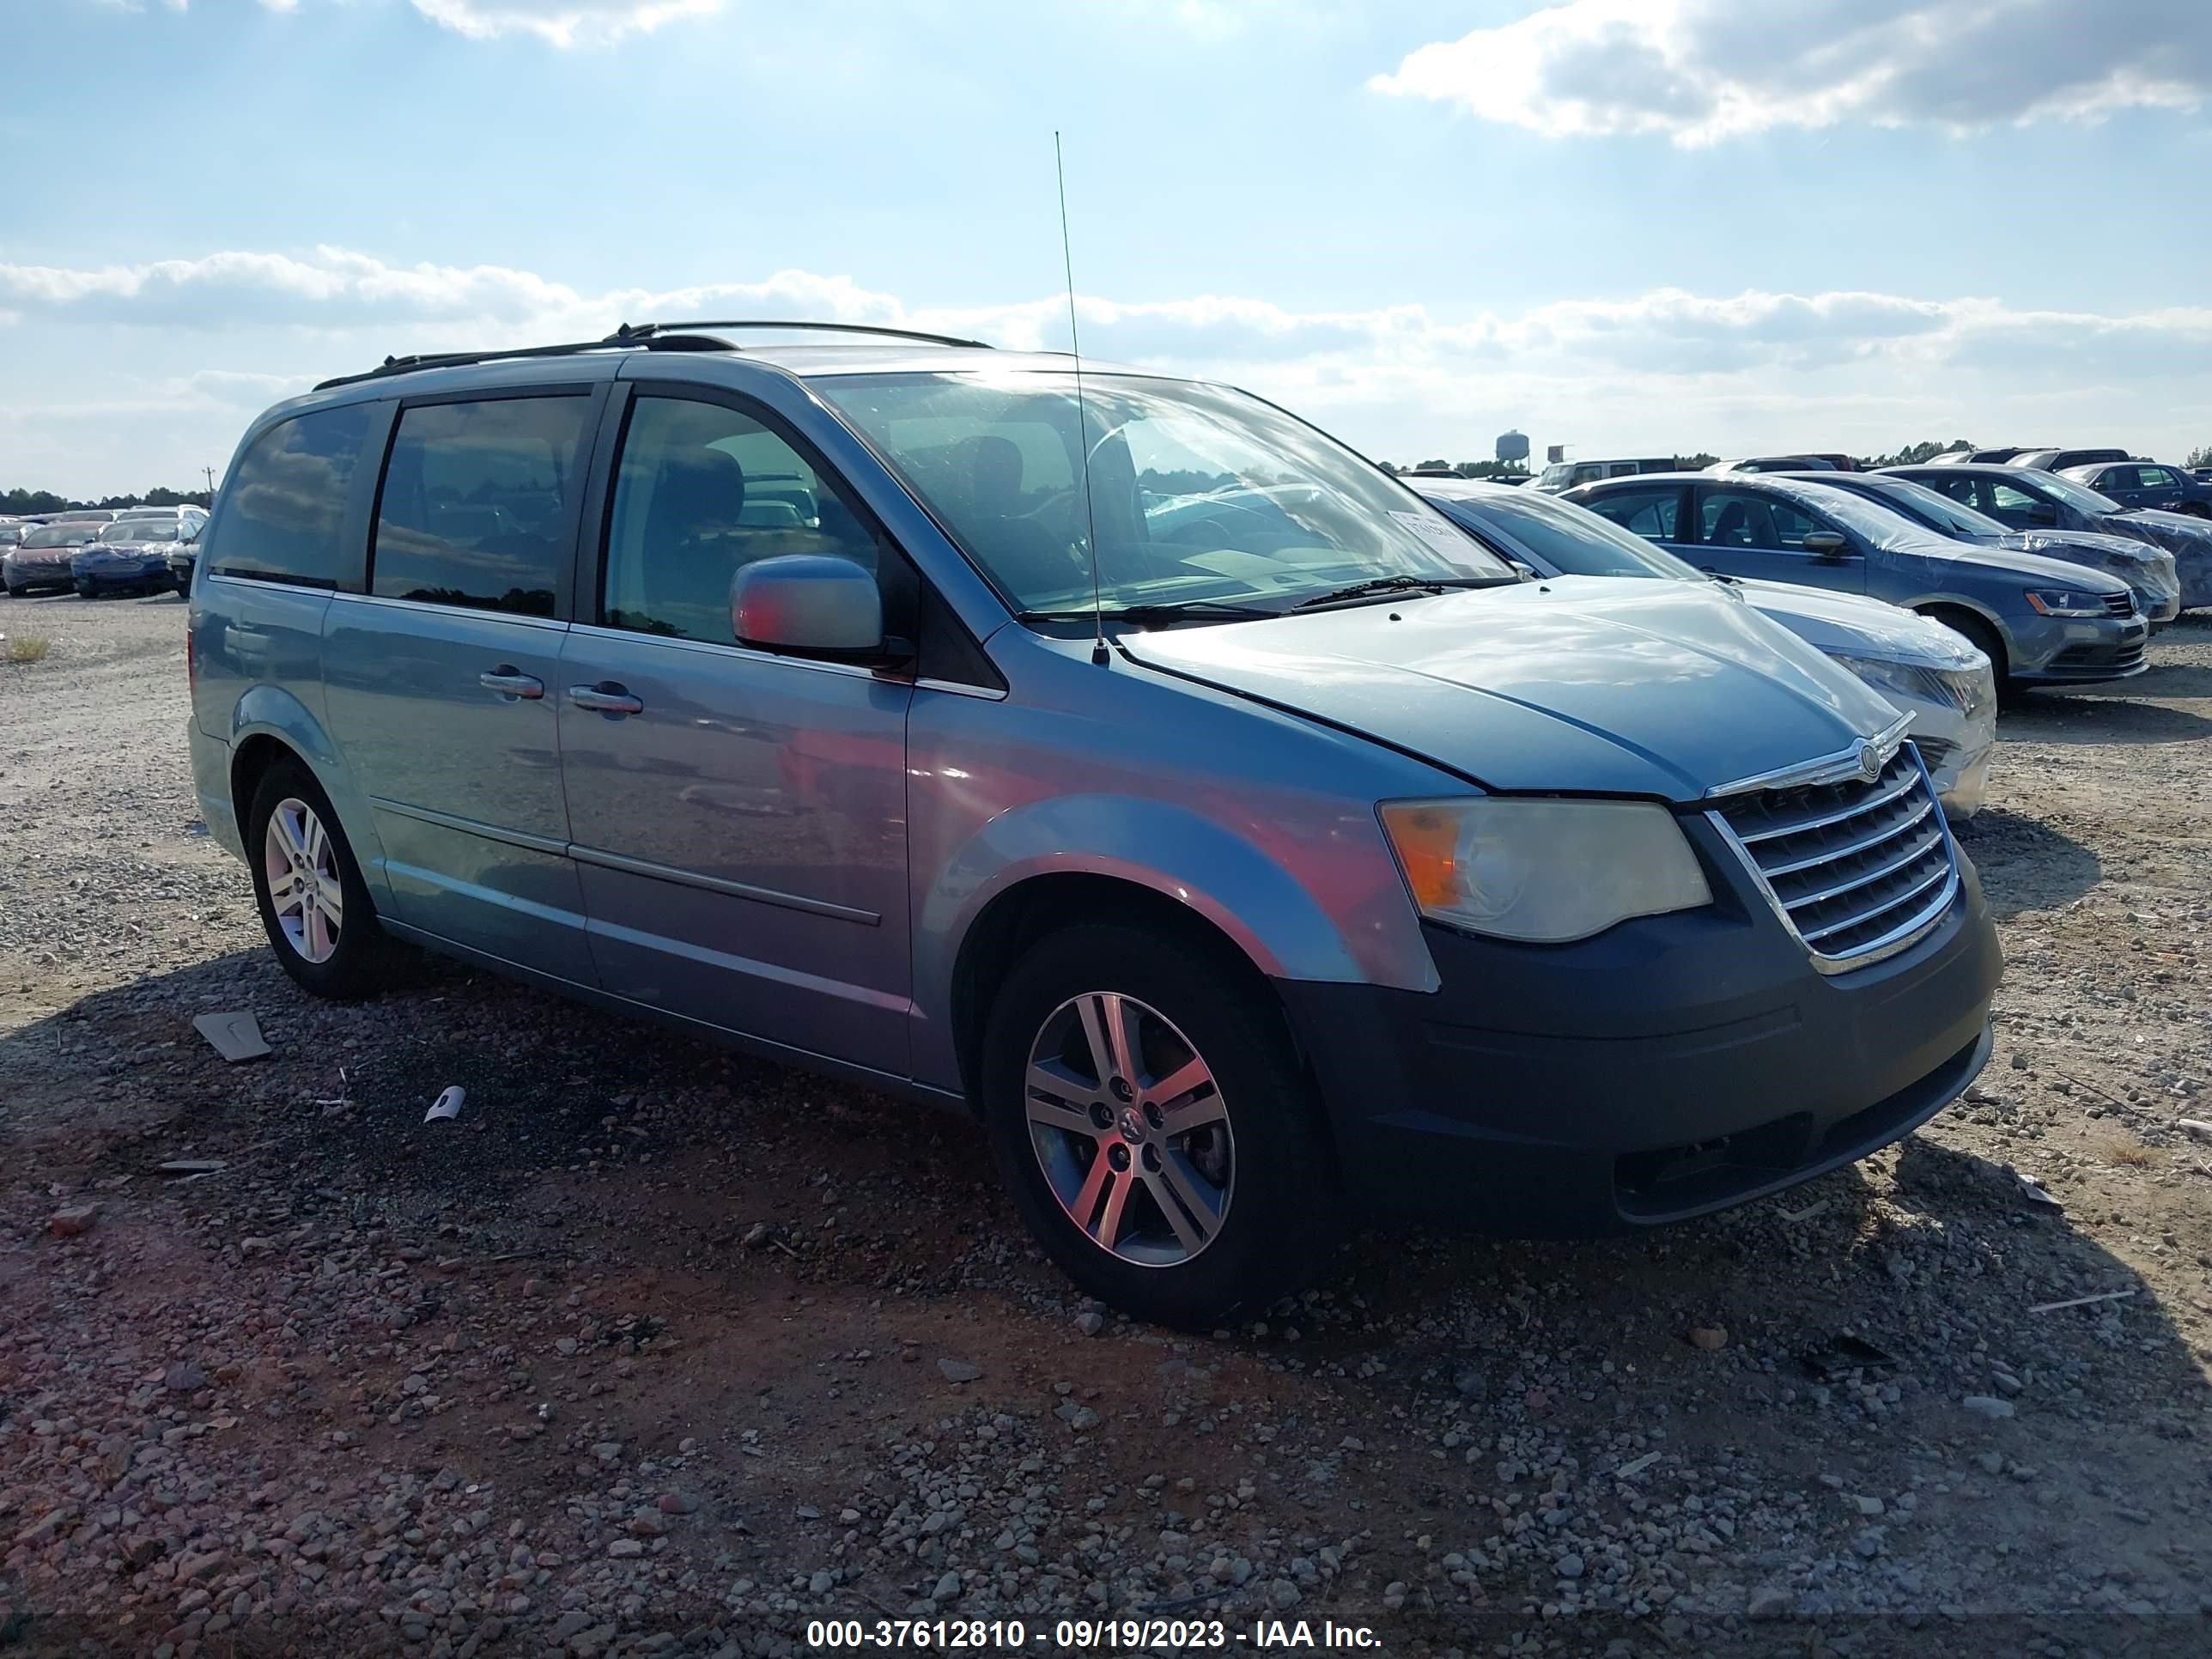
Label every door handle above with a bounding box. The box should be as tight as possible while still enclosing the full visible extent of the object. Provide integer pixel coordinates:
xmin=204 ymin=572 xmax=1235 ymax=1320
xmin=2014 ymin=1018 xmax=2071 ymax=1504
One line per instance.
xmin=568 ymin=682 xmax=644 ymax=716
xmin=479 ymin=666 xmax=544 ymax=700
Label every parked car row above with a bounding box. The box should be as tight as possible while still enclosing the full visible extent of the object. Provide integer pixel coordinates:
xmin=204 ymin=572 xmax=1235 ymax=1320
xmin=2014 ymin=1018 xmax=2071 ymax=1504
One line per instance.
xmin=178 ymin=321 xmax=2019 ymax=1323
xmin=1417 ymin=479 xmax=1997 ymax=817
xmin=1 ymin=506 xmax=204 ymax=598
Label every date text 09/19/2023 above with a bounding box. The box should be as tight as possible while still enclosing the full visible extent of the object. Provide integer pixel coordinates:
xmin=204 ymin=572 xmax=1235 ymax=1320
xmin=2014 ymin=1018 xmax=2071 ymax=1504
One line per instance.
xmin=804 ymin=1617 xmax=1384 ymax=1650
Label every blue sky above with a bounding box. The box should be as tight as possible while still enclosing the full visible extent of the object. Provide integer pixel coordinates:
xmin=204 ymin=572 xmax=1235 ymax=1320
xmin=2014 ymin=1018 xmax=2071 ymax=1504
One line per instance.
xmin=4 ymin=0 xmax=2209 ymax=495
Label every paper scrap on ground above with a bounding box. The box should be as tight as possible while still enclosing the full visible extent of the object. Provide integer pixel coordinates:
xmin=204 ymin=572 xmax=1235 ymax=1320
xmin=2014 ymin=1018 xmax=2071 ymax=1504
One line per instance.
xmin=424 ymin=1085 xmax=465 ymax=1124
xmin=192 ymin=1012 xmax=270 ymax=1063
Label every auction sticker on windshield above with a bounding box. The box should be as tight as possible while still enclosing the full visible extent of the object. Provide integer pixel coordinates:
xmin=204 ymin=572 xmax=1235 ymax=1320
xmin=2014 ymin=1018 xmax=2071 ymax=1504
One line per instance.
xmin=1390 ymin=508 xmax=1480 ymax=555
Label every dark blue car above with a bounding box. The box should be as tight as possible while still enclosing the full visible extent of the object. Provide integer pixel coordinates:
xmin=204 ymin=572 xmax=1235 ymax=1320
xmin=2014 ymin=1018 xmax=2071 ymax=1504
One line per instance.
xmin=1567 ymin=471 xmax=2143 ymax=696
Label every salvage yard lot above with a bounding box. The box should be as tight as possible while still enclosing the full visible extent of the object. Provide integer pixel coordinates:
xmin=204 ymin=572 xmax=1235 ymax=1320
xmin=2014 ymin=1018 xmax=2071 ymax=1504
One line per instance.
xmin=3 ymin=594 xmax=2210 ymax=1657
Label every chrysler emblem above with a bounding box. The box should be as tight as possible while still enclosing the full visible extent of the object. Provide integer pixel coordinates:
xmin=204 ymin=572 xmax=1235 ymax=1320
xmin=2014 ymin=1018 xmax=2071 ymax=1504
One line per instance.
xmin=1857 ymin=741 xmax=1882 ymax=782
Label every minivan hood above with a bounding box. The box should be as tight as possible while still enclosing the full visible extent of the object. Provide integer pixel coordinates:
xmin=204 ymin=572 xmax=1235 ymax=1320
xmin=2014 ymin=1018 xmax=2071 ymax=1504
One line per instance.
xmin=1118 ymin=577 xmax=1904 ymax=801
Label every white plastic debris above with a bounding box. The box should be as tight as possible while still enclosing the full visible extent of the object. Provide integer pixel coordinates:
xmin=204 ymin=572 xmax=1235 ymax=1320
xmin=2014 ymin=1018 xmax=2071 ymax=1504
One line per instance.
xmin=423 ymin=1085 xmax=465 ymax=1124
xmin=192 ymin=1011 xmax=270 ymax=1063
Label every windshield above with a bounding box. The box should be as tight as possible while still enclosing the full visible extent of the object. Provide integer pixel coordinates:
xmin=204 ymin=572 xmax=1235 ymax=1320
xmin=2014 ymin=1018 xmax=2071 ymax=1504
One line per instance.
xmin=2029 ymin=471 xmax=2124 ymax=514
xmin=814 ymin=373 xmax=1514 ymax=616
xmin=1439 ymin=489 xmax=1705 ymax=580
xmin=1851 ymin=478 xmax=2007 ymax=539
xmin=99 ymin=518 xmax=175 ymax=542
xmin=24 ymin=524 xmax=98 ymax=548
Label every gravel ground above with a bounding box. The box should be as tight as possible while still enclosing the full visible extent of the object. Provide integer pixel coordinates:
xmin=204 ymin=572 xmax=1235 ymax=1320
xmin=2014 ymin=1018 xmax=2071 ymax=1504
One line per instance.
xmin=3 ymin=592 xmax=2210 ymax=1659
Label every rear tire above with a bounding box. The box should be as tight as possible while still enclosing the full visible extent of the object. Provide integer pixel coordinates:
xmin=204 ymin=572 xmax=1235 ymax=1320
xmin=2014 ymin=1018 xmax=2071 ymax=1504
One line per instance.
xmin=980 ymin=922 xmax=1344 ymax=1328
xmin=246 ymin=757 xmax=411 ymax=1000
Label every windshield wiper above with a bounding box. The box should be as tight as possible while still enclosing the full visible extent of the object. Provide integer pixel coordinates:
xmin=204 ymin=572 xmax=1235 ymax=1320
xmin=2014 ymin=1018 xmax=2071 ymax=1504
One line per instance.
xmin=1291 ymin=574 xmax=1513 ymax=611
xmin=1017 ymin=601 xmax=1278 ymax=627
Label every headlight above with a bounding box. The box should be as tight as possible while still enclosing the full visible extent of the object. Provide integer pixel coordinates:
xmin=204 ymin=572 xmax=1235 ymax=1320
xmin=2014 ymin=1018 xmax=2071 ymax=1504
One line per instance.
xmin=1824 ymin=652 xmax=1925 ymax=702
xmin=1378 ymin=797 xmax=1713 ymax=942
xmin=2024 ymin=588 xmax=2117 ymax=616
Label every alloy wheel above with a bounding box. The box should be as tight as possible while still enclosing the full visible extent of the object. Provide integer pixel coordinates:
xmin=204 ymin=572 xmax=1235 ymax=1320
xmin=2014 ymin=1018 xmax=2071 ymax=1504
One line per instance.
xmin=1024 ymin=992 xmax=1235 ymax=1267
xmin=263 ymin=797 xmax=343 ymax=963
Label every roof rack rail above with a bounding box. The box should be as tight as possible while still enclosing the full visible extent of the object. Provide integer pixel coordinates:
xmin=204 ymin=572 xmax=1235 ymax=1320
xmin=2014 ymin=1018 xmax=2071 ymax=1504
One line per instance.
xmin=311 ymin=331 xmax=738 ymax=392
xmin=605 ymin=319 xmax=994 ymax=349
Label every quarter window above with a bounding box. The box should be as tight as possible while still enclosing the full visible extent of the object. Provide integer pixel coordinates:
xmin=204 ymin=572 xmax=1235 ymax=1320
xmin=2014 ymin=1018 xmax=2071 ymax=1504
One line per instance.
xmin=1584 ymin=486 xmax=1680 ymax=541
xmin=601 ymin=395 xmax=894 ymax=646
xmin=207 ymin=404 xmax=374 ymax=588
xmin=370 ymin=396 xmax=590 ymax=617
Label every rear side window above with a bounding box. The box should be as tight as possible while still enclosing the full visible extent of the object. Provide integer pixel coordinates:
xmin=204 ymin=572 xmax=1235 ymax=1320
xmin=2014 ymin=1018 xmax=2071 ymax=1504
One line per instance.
xmin=370 ymin=396 xmax=590 ymax=617
xmin=1584 ymin=485 xmax=1680 ymax=541
xmin=208 ymin=404 xmax=373 ymax=588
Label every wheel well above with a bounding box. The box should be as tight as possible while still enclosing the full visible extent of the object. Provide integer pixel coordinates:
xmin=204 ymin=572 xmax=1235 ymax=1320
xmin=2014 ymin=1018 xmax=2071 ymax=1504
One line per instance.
xmin=948 ymin=874 xmax=1275 ymax=1109
xmin=1915 ymin=604 xmax=2007 ymax=679
xmin=228 ymin=733 xmax=297 ymax=846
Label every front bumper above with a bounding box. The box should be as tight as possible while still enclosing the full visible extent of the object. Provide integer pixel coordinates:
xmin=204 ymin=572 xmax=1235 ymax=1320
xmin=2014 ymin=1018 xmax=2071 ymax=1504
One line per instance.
xmin=3 ymin=556 xmax=76 ymax=588
xmin=2008 ymin=611 xmax=2148 ymax=684
xmin=1279 ymin=817 xmax=2002 ymax=1236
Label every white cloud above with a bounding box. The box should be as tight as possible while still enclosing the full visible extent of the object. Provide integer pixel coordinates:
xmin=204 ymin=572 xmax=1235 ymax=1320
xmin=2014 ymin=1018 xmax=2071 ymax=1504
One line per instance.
xmin=7 ymin=246 xmax=2212 ymax=492
xmin=1370 ymin=0 xmax=2212 ymax=145
xmin=404 ymin=0 xmax=720 ymax=46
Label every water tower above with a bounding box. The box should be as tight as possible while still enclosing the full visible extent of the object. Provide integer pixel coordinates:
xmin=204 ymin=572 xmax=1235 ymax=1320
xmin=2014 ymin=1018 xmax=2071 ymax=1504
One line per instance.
xmin=1495 ymin=429 xmax=1530 ymax=466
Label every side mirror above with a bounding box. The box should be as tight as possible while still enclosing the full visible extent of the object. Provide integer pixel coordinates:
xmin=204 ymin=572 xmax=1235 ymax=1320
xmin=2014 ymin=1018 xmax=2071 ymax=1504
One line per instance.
xmin=731 ymin=555 xmax=890 ymax=661
xmin=1802 ymin=531 xmax=1850 ymax=557
xmin=2024 ymin=502 xmax=2059 ymax=527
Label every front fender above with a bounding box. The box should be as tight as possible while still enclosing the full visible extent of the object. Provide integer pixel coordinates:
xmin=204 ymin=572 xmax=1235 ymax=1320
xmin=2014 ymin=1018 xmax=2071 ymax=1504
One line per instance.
xmin=228 ymin=685 xmax=392 ymax=908
xmin=911 ymin=793 xmax=1438 ymax=1091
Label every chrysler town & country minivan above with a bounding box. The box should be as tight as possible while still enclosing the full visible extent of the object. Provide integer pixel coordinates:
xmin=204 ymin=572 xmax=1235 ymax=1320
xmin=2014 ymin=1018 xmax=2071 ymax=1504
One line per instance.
xmin=186 ymin=324 xmax=2002 ymax=1325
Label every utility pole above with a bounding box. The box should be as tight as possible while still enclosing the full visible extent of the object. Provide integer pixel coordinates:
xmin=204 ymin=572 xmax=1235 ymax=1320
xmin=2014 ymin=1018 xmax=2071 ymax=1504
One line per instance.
xmin=202 ymin=465 xmax=216 ymax=504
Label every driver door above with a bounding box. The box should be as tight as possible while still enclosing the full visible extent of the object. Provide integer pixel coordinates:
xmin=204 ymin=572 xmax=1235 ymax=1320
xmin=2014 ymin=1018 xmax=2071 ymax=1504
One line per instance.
xmin=1689 ymin=486 xmax=1866 ymax=594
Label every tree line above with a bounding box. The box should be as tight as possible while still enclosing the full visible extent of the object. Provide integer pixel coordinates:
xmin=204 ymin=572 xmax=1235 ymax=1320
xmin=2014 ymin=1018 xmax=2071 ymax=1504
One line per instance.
xmin=4 ymin=484 xmax=215 ymax=515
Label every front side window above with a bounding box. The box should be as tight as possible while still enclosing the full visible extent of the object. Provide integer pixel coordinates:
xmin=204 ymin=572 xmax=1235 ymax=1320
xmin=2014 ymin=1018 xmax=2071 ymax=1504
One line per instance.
xmin=371 ymin=396 xmax=590 ymax=617
xmin=1986 ymin=480 xmax=2050 ymax=518
xmin=812 ymin=373 xmax=1512 ymax=617
xmin=1583 ymin=485 xmax=1680 ymax=542
xmin=1700 ymin=489 xmax=1821 ymax=550
xmin=208 ymin=403 xmax=374 ymax=588
xmin=602 ymin=394 xmax=894 ymax=645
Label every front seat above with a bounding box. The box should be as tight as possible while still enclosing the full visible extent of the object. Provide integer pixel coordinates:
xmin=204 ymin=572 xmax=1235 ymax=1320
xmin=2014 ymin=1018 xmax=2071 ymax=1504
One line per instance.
xmin=958 ymin=434 xmax=1075 ymax=599
xmin=642 ymin=448 xmax=747 ymax=641
xmin=1710 ymin=501 xmax=1752 ymax=548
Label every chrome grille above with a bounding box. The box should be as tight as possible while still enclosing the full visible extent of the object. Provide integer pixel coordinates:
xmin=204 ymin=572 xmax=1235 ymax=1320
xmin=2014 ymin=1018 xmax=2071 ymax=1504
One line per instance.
xmin=1711 ymin=745 xmax=1958 ymax=969
xmin=2100 ymin=592 xmax=2135 ymax=618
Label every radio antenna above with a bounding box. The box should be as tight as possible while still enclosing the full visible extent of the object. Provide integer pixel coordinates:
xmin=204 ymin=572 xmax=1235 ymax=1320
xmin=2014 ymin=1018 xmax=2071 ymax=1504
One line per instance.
xmin=1054 ymin=131 xmax=1109 ymax=666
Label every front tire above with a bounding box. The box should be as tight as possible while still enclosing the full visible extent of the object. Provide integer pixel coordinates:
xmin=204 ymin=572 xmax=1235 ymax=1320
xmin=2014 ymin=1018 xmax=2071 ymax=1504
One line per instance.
xmin=981 ymin=922 xmax=1343 ymax=1328
xmin=246 ymin=757 xmax=410 ymax=1000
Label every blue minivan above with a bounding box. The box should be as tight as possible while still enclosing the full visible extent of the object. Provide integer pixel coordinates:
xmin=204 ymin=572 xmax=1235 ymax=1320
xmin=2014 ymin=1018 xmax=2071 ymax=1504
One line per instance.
xmin=186 ymin=324 xmax=2002 ymax=1324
